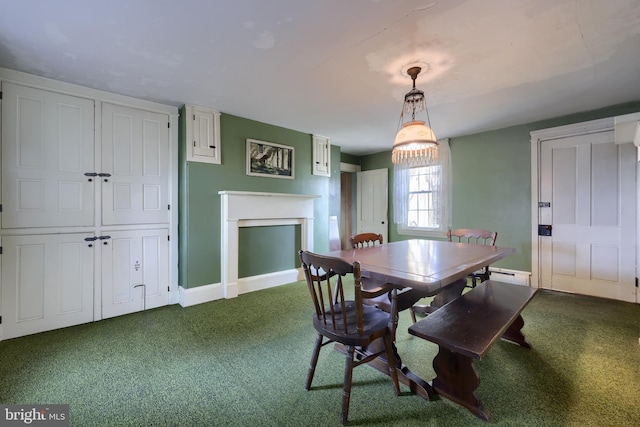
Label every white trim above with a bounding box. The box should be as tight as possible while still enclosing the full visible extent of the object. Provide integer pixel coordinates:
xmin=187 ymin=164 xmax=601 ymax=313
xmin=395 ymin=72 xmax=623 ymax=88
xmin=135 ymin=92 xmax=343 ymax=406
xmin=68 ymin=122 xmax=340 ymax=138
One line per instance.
xmin=218 ymin=191 xmax=319 ymax=299
xmin=530 ymin=117 xmax=614 ymax=142
xmin=340 ymin=162 xmax=361 ymax=173
xmin=179 ymin=283 xmax=224 ymax=307
xmin=179 ymin=268 xmax=304 ymax=307
xmin=0 ymin=67 xmax=176 ymax=115
xmin=237 ymin=268 xmax=304 ymax=294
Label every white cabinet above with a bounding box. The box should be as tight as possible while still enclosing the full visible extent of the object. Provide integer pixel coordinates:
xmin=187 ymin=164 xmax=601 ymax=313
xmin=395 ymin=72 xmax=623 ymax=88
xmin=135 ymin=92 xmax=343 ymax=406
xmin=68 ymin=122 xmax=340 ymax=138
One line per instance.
xmin=0 ymin=233 xmax=95 ymax=340
xmin=312 ymin=134 xmax=331 ymax=176
xmin=101 ymin=103 xmax=170 ymax=225
xmin=101 ymin=229 xmax=169 ymax=319
xmin=1 ymin=82 xmax=95 ymax=228
xmin=185 ymin=105 xmax=221 ymax=164
xmin=0 ymin=74 xmax=177 ymax=339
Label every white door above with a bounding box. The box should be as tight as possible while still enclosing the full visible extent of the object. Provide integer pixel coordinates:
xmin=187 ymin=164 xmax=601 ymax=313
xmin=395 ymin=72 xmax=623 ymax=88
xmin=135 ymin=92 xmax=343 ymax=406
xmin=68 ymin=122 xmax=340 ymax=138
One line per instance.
xmin=356 ymin=168 xmax=388 ymax=242
xmin=1 ymin=82 xmax=95 ymax=228
xmin=1 ymin=234 xmax=94 ymax=340
xmin=101 ymin=229 xmax=169 ymax=319
xmin=539 ymin=131 xmax=636 ymax=302
xmin=101 ymin=103 xmax=170 ymax=226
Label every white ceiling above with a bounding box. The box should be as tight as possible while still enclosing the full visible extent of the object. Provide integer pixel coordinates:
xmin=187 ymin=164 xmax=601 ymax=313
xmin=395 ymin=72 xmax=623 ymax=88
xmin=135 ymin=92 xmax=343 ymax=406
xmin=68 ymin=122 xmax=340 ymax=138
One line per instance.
xmin=2 ymin=0 xmax=640 ymax=155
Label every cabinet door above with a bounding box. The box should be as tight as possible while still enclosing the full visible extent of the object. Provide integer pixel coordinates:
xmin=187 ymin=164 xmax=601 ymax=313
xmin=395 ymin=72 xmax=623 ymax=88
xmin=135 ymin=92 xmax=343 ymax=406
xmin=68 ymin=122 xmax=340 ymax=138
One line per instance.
xmin=1 ymin=233 xmax=95 ymax=340
xmin=1 ymin=82 xmax=95 ymax=228
xmin=186 ymin=105 xmax=221 ymax=164
xmin=101 ymin=103 xmax=170 ymax=225
xmin=101 ymin=229 xmax=169 ymax=319
xmin=312 ymin=135 xmax=331 ymax=176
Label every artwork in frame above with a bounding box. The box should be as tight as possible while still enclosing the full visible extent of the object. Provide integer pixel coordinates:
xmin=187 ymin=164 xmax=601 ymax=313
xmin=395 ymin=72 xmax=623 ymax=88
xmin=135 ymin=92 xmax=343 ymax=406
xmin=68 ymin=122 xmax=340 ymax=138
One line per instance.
xmin=246 ymin=139 xmax=295 ymax=179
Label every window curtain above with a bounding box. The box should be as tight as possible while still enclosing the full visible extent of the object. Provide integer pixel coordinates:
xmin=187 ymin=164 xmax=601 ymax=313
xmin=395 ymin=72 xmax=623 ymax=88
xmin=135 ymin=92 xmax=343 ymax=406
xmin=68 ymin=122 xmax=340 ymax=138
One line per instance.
xmin=393 ymin=138 xmax=451 ymax=230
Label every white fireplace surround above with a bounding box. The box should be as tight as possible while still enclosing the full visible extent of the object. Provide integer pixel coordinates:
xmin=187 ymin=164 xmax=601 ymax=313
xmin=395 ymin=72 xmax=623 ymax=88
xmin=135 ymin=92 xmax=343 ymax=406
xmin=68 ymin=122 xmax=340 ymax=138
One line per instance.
xmin=219 ymin=191 xmax=319 ymax=299
xmin=178 ymin=191 xmax=318 ymax=307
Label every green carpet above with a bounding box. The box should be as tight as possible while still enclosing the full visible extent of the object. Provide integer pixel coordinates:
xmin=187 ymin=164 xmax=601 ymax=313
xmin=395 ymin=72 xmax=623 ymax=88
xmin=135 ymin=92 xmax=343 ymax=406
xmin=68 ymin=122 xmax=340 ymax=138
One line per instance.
xmin=0 ymin=283 xmax=638 ymax=426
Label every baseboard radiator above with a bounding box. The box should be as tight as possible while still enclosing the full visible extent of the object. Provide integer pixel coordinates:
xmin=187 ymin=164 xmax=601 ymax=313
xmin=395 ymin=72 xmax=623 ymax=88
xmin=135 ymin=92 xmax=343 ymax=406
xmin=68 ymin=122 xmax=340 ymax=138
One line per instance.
xmin=488 ymin=267 xmax=531 ymax=286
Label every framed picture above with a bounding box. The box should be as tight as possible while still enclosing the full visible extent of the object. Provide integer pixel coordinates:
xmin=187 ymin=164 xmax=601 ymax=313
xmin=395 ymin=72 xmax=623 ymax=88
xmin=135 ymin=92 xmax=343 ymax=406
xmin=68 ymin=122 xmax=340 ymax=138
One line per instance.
xmin=246 ymin=139 xmax=295 ymax=179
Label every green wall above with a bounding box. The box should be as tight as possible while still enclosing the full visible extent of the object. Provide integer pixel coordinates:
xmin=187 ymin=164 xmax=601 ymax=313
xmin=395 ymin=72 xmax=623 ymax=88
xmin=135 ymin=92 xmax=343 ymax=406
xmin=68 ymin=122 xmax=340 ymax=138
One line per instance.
xmin=179 ymin=101 xmax=639 ymax=287
xmin=360 ymin=102 xmax=640 ymax=272
xmin=178 ymin=109 xmax=340 ymax=289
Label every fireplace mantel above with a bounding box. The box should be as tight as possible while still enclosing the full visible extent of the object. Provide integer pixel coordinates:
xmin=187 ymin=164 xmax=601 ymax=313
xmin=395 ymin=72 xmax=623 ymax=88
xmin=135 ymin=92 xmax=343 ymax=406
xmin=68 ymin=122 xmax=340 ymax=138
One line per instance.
xmin=219 ymin=191 xmax=319 ymax=298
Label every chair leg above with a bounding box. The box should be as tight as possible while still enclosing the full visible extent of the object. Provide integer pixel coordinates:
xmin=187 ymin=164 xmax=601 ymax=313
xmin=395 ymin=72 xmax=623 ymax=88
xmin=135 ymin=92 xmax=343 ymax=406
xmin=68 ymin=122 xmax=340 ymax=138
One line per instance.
xmin=306 ymin=334 xmax=323 ymax=390
xmin=383 ymin=334 xmax=401 ymax=396
xmin=409 ymin=306 xmax=417 ymax=323
xmin=342 ymin=345 xmax=355 ymax=425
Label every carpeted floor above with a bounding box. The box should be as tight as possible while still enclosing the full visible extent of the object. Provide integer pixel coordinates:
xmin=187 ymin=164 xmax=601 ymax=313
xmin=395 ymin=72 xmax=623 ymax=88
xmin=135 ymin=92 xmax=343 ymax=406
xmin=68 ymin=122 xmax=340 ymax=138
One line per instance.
xmin=0 ymin=282 xmax=638 ymax=426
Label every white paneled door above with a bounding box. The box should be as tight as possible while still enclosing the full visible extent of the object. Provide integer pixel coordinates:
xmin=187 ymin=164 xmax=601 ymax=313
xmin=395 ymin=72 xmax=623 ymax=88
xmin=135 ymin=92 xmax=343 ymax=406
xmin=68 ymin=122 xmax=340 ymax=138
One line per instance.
xmin=101 ymin=103 xmax=170 ymax=226
xmin=539 ymin=132 xmax=636 ymax=302
xmin=1 ymin=234 xmax=94 ymax=340
xmin=1 ymin=82 xmax=95 ymax=228
xmin=356 ymin=168 xmax=388 ymax=243
xmin=101 ymin=229 xmax=169 ymax=319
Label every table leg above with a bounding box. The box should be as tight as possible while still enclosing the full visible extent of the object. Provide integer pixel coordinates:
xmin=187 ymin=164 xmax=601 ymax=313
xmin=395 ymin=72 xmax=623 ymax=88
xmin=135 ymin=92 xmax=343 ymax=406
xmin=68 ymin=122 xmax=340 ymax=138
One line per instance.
xmin=432 ymin=346 xmax=490 ymax=421
xmin=412 ymin=278 xmax=467 ymax=316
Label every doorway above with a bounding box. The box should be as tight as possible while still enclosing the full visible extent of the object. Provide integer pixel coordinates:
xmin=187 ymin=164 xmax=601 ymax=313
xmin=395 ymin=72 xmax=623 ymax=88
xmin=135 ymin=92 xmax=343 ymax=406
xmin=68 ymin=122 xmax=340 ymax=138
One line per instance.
xmin=531 ymin=118 xmax=637 ymax=303
xmin=339 ymin=163 xmax=361 ymax=250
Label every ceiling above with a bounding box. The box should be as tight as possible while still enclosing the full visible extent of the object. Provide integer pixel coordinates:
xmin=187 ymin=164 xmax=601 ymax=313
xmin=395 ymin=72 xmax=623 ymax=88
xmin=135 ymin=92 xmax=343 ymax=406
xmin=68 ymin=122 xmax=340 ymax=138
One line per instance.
xmin=1 ymin=0 xmax=640 ymax=156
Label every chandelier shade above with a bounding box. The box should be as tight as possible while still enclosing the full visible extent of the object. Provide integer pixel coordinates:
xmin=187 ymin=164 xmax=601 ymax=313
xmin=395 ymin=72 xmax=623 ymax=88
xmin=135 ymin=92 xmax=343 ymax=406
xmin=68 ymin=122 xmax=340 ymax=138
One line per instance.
xmin=391 ymin=66 xmax=438 ymax=165
xmin=391 ymin=120 xmax=437 ymax=164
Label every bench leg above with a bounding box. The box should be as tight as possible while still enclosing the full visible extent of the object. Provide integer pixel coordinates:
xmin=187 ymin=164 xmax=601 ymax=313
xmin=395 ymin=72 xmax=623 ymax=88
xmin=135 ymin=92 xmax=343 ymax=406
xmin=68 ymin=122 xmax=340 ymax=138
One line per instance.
xmin=501 ymin=314 xmax=531 ymax=348
xmin=432 ymin=346 xmax=490 ymax=421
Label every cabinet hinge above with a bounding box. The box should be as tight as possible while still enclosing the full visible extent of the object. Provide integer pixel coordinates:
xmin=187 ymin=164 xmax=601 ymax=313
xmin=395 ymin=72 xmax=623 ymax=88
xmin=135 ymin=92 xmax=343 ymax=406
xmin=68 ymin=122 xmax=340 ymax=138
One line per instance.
xmin=168 ymin=204 xmax=170 ymax=210
xmin=0 ymin=316 xmax=2 ymax=324
xmin=168 ymin=122 xmax=170 ymax=128
xmin=0 ymin=91 xmax=3 ymax=100
xmin=167 ymin=235 xmax=170 ymax=241
xmin=193 ymin=114 xmax=196 ymax=120
xmin=0 ymin=247 xmax=3 ymax=255
xmin=167 ymin=286 xmax=170 ymax=292
xmin=0 ymin=204 xmax=3 ymax=212
xmin=636 ymin=277 xmax=638 ymax=288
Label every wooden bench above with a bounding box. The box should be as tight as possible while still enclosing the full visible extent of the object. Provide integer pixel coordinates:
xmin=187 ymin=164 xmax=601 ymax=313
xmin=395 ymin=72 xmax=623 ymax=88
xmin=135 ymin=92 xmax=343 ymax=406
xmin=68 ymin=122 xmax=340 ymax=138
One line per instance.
xmin=408 ymin=280 xmax=538 ymax=421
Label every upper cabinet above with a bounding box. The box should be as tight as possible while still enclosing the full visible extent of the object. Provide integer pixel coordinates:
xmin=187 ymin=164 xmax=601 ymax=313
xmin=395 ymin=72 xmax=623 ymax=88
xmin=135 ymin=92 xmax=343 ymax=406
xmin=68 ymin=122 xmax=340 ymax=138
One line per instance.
xmin=185 ymin=105 xmax=221 ymax=164
xmin=312 ymin=134 xmax=331 ymax=177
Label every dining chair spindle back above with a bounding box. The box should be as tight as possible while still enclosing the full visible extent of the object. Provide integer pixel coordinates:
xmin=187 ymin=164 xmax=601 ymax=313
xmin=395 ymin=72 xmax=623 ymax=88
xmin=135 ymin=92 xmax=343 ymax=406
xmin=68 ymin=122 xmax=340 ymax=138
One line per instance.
xmin=298 ymin=250 xmax=400 ymax=425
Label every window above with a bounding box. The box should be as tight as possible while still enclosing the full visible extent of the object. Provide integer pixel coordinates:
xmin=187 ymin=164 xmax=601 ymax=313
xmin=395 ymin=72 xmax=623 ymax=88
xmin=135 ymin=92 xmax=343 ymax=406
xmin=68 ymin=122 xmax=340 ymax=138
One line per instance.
xmin=394 ymin=138 xmax=451 ymax=238
xmin=408 ymin=165 xmax=441 ymax=228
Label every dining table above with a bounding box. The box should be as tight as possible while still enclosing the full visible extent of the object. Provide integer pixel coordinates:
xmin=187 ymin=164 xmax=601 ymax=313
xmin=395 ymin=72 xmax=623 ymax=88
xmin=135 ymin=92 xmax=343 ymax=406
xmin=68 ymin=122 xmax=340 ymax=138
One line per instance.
xmin=326 ymin=238 xmax=516 ymax=400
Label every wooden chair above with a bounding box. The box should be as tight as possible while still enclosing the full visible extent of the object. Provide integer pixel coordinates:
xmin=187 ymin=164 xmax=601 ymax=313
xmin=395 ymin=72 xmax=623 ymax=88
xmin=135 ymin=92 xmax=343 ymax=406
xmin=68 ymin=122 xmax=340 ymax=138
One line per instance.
xmin=350 ymin=233 xmax=429 ymax=332
xmin=447 ymin=228 xmax=498 ymax=287
xmin=298 ymin=250 xmax=400 ymax=425
xmin=349 ymin=232 xmax=383 ymax=248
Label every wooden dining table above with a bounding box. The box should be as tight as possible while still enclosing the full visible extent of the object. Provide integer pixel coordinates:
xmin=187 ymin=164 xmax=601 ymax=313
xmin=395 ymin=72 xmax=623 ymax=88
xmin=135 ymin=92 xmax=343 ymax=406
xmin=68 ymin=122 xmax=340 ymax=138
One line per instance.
xmin=326 ymin=238 xmax=516 ymax=400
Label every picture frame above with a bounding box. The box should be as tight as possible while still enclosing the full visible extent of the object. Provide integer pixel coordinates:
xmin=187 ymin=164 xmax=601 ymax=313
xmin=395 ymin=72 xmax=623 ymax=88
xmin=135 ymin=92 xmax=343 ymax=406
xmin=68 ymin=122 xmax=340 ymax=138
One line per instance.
xmin=246 ymin=139 xmax=295 ymax=179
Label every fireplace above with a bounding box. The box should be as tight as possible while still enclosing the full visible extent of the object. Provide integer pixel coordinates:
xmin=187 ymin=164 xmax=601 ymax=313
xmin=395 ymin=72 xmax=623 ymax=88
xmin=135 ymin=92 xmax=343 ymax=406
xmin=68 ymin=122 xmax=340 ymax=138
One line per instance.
xmin=219 ymin=191 xmax=319 ymax=298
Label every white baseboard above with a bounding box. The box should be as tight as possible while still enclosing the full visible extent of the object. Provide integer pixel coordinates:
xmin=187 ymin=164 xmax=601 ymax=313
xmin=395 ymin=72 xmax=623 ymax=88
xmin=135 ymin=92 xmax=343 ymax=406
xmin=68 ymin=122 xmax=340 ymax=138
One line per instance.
xmin=179 ymin=282 xmax=225 ymax=307
xmin=179 ymin=268 xmax=304 ymax=307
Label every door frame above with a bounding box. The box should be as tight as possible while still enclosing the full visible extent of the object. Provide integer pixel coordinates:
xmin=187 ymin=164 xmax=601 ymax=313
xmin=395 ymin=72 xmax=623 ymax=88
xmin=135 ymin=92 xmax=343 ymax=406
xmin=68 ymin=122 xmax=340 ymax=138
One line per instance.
xmin=530 ymin=117 xmax=637 ymax=297
xmin=340 ymin=162 xmax=361 ymax=249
